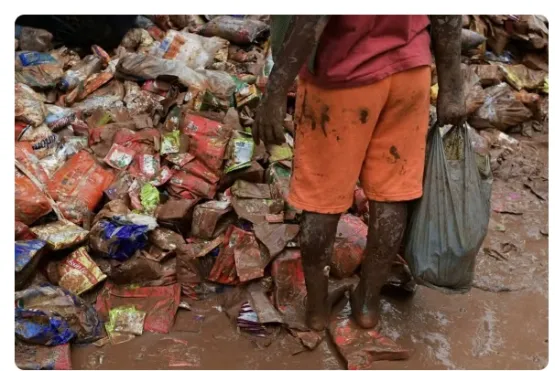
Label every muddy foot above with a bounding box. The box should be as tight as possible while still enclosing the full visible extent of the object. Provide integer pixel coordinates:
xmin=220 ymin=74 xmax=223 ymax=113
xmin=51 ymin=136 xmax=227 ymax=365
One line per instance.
xmin=350 ymin=287 xmax=380 ymax=329
xmin=306 ymin=305 xmax=329 ymax=331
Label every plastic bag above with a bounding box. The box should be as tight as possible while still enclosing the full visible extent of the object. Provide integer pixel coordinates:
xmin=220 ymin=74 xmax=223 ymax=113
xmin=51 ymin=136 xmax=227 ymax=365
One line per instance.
xmin=16 ymin=25 xmax=53 ymax=52
xmin=498 ymin=63 xmax=548 ymax=91
xmin=15 ymin=83 xmax=47 ymax=127
xmin=405 ymin=124 xmax=492 ymax=293
xmin=15 ymin=341 xmax=71 ymax=370
xmin=470 ymin=83 xmax=533 ymax=131
xmin=200 ymin=16 xmax=269 ymax=44
xmin=15 ymin=64 xmax=64 ymax=89
xmin=15 ymin=283 xmax=103 ymax=345
xmin=117 ymin=53 xmax=208 ymax=91
xmin=150 ymin=30 xmax=229 ymax=69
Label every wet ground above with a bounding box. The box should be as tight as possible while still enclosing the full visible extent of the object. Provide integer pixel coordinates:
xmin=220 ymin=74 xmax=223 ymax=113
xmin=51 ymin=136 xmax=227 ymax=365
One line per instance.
xmin=72 ymin=135 xmax=548 ymax=370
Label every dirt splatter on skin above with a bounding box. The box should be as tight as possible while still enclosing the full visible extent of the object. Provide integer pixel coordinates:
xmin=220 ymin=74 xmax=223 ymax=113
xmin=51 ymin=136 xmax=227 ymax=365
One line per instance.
xmin=389 ymin=146 xmax=401 ymax=161
xmin=359 ymin=109 xmax=369 ymax=124
xmin=320 ymin=105 xmax=330 ymax=137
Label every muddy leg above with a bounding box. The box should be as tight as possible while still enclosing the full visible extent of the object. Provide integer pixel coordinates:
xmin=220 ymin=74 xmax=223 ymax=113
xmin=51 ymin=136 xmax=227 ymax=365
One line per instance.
xmin=351 ymin=201 xmax=408 ymax=329
xmin=300 ymin=211 xmax=341 ymax=331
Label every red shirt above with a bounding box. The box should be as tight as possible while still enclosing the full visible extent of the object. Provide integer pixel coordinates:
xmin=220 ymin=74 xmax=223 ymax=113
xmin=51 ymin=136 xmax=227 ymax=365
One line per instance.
xmin=299 ymin=15 xmax=432 ymax=89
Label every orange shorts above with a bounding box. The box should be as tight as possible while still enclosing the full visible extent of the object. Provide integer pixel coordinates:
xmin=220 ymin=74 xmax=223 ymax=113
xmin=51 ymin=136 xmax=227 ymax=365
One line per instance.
xmin=288 ymin=66 xmax=431 ymax=214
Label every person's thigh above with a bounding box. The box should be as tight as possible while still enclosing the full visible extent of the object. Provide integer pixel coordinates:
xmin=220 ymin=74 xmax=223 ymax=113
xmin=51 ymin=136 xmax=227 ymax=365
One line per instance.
xmin=360 ymin=66 xmax=431 ymax=202
xmin=288 ymin=78 xmax=390 ymax=214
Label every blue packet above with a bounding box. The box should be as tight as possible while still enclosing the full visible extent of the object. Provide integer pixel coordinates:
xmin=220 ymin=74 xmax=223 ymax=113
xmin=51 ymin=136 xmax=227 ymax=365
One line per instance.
xmin=15 ymin=240 xmax=46 ymax=272
xmin=15 ymin=308 xmax=76 ymax=346
xmin=96 ymin=218 xmax=151 ymax=261
xmin=18 ymin=51 xmax=58 ymax=67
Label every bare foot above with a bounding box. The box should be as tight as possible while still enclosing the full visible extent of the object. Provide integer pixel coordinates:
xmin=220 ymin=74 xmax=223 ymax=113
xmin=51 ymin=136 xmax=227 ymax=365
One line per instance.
xmin=350 ymin=286 xmax=380 ymax=329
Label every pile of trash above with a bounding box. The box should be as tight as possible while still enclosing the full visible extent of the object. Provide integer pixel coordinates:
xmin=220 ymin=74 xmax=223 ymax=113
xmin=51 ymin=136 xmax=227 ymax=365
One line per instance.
xmin=14 ymin=15 xmax=548 ymax=370
xmin=435 ymin=15 xmax=549 ymax=182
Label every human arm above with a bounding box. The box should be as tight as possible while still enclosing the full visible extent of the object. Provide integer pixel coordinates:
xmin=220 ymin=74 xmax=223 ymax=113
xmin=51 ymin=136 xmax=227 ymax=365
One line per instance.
xmin=253 ymin=15 xmax=328 ymax=145
xmin=429 ymin=15 xmax=466 ymax=127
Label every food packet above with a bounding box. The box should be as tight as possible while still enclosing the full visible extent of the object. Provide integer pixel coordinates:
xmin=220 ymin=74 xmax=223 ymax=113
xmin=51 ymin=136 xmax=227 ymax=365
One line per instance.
xmin=225 ymin=131 xmax=254 ymax=173
xmin=105 ymin=306 xmax=146 ymax=338
xmin=104 ymin=143 xmax=136 ymax=170
xmin=160 ymin=130 xmax=181 ymax=155
xmin=58 ymin=247 xmax=107 ymax=295
xmin=30 ymin=220 xmax=89 ymax=251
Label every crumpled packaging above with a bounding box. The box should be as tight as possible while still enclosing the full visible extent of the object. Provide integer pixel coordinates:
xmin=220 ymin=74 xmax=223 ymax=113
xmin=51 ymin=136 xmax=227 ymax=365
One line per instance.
xmin=15 ymin=283 xmax=103 ymax=345
xmin=57 ymin=247 xmax=107 ymax=295
xmin=15 ymin=239 xmax=47 ymax=290
xmin=30 ymin=220 xmax=89 ymax=251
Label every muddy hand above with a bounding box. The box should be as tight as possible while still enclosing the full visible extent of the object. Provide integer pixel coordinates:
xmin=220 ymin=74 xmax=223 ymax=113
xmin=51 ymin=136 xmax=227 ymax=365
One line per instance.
xmin=436 ymin=88 xmax=466 ymax=127
xmin=253 ymin=94 xmax=286 ymax=145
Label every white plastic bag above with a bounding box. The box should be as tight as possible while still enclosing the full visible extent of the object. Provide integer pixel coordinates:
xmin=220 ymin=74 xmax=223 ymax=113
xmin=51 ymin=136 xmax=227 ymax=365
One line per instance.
xmin=149 ymin=30 xmax=229 ymax=69
xmin=405 ymin=124 xmax=492 ymax=293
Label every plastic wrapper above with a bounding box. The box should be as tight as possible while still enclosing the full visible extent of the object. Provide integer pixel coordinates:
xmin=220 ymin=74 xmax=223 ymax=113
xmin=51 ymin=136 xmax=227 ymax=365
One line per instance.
xmin=231 ymin=180 xmax=274 ymax=199
xmin=329 ymin=303 xmax=410 ymax=370
xmin=200 ymin=16 xmax=269 ymax=45
xmin=15 ymin=240 xmax=47 ymax=290
xmin=169 ymin=170 xmax=218 ymax=199
xmin=150 ymin=30 xmax=229 ymax=69
xmin=57 ymin=247 xmax=107 ymax=295
xmin=44 ymin=105 xmax=76 ymax=132
xmin=15 ymin=283 xmax=103 ymax=345
xmin=151 ymin=166 xmax=175 ymax=187
xmin=406 ymin=125 xmax=492 ymax=293
xmin=268 ymin=144 xmax=294 ymax=162
xmin=181 ymin=159 xmax=220 ymax=184
xmin=121 ymin=28 xmax=156 ymax=53
xmin=117 ymin=52 xmax=208 ymax=91
xmin=104 ymin=306 xmax=146 ymax=340
xmin=208 ymin=226 xmax=241 ymax=285
xmin=123 ymin=80 xmax=163 ymax=116
xmin=204 ymin=69 xmax=237 ymax=99
xmin=161 ymin=130 xmax=181 ymax=154
xmin=231 ymin=227 xmax=265 ymax=283
xmin=225 ymin=132 xmax=254 ymax=173
xmin=16 ymin=51 xmax=59 ymax=68
xmin=182 ymin=113 xmax=232 ymax=172
xmin=191 ymin=201 xmax=233 ymax=239
xmin=133 ymin=153 xmax=160 ymax=180
xmin=253 ymin=223 xmax=300 ymax=263
xmin=231 ymin=197 xmax=285 ymax=225
xmin=19 ymin=124 xmax=60 ymax=159
xmin=15 ymin=168 xmax=52 ymax=226
xmin=40 ymin=137 xmax=89 ymax=177
xmin=166 ymin=152 xmax=195 ymax=168
xmin=48 ymin=150 xmax=116 ymax=224
xmin=330 ymin=214 xmax=367 ymax=279
xmin=15 ymin=220 xmax=38 ymax=240
xmin=15 ymin=341 xmax=72 ymax=370
xmin=15 ymin=83 xmax=47 ymax=127
xmin=95 ymin=282 xmax=180 ymax=334
xmin=59 ymin=54 xmax=103 ymax=92
xmin=470 ymin=65 xmax=504 ymax=86
xmin=271 ymin=249 xmax=306 ymax=329
xmin=15 ymin=63 xmax=64 ymax=89
xmin=104 ymin=143 xmax=136 ymax=170
xmin=140 ymin=183 xmax=160 ymax=214
xmin=16 ymin=25 xmax=53 ymax=52
xmin=104 ymin=171 xmax=134 ymax=201
xmin=30 ymin=220 xmax=89 ymax=251
xmin=89 ymin=214 xmax=157 ymax=261
xmin=470 ymin=83 xmax=534 ymax=131
xmin=498 ymin=64 xmax=548 ymax=91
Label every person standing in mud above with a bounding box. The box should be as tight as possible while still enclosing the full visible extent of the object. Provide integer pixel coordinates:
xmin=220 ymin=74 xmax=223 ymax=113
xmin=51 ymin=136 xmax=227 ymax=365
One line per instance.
xmin=253 ymin=15 xmax=466 ymax=331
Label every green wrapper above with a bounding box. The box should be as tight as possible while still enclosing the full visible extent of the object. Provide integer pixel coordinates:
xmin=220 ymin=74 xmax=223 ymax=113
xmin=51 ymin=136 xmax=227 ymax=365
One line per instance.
xmin=140 ymin=183 xmax=160 ymax=214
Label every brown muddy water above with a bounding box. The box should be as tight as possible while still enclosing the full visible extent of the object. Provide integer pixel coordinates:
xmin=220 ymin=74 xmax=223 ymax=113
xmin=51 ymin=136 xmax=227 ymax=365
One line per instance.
xmin=72 ymin=136 xmax=548 ymax=370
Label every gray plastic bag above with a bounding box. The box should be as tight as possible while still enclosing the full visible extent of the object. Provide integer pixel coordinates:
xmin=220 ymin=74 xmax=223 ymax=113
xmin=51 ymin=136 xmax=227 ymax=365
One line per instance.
xmin=405 ymin=124 xmax=492 ymax=293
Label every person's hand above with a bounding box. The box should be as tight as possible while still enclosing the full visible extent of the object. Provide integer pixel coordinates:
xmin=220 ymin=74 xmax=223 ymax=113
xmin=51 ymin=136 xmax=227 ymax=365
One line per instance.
xmin=253 ymin=93 xmax=286 ymax=145
xmin=436 ymin=86 xmax=466 ymax=127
